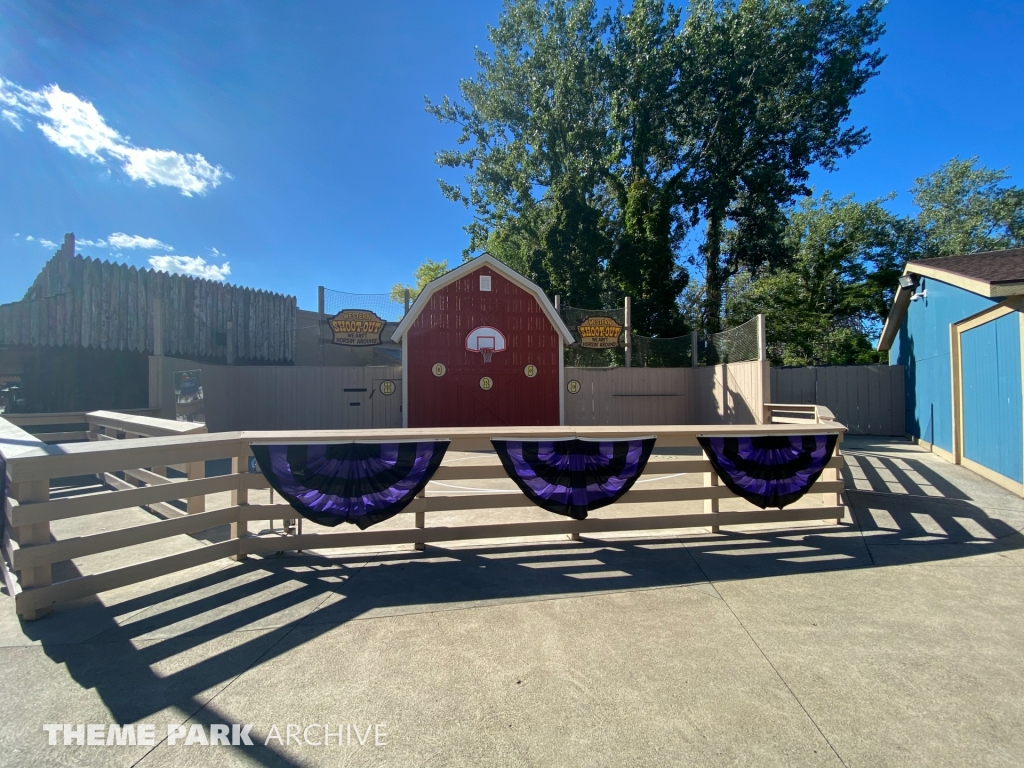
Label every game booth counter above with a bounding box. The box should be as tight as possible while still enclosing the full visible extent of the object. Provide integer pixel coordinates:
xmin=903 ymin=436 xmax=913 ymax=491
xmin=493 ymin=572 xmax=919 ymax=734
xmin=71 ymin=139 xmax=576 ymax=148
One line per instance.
xmin=390 ymin=254 xmax=575 ymax=428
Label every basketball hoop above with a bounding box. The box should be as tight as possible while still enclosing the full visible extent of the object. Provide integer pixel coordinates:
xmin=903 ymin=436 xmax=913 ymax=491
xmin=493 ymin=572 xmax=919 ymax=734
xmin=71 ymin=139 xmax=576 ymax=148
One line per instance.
xmin=466 ymin=326 xmax=507 ymax=364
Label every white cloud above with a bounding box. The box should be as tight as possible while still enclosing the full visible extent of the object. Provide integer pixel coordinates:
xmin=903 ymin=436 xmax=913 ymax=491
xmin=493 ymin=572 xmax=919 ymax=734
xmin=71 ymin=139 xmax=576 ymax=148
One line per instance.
xmin=107 ymin=232 xmax=172 ymax=250
xmin=149 ymin=255 xmax=230 ymax=282
xmin=23 ymin=235 xmax=58 ymax=248
xmin=0 ymin=76 xmax=227 ymax=196
xmin=1 ymin=108 xmax=21 ymax=129
xmin=76 ymin=237 xmax=107 ymax=247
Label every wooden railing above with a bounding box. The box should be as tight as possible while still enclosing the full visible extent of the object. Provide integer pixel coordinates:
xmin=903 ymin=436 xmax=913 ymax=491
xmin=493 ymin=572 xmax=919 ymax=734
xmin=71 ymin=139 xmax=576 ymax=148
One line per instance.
xmin=763 ymin=402 xmax=837 ymax=425
xmin=1 ymin=416 xmax=846 ymax=621
xmin=1 ymin=408 xmax=161 ymax=443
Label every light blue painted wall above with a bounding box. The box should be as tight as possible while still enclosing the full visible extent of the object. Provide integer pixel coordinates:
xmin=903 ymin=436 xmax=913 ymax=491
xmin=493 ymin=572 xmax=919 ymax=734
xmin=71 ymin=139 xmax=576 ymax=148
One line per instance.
xmin=890 ymin=277 xmax=998 ymax=451
xmin=961 ymin=312 xmax=1023 ymax=483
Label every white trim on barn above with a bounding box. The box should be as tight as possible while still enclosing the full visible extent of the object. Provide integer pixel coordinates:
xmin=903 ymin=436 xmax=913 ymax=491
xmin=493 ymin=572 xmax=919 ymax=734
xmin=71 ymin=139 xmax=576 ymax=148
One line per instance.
xmin=390 ymin=254 xmax=575 ymax=345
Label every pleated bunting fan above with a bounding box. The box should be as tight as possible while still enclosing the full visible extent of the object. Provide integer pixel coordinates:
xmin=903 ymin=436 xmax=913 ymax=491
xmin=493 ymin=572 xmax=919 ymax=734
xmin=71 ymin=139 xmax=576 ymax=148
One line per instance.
xmin=697 ymin=434 xmax=838 ymax=509
xmin=491 ymin=437 xmax=657 ymax=520
xmin=250 ymin=441 xmax=449 ymax=529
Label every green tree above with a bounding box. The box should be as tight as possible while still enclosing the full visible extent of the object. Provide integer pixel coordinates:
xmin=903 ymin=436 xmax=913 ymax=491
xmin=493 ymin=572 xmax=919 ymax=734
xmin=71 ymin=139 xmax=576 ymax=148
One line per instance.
xmin=390 ymin=258 xmax=449 ymax=303
xmin=725 ymin=192 xmax=906 ymax=365
xmin=682 ymin=0 xmax=886 ymax=331
xmin=912 ymin=156 xmax=1024 ymax=258
xmin=604 ymin=0 xmax=691 ymax=334
xmin=428 ymin=0 xmax=693 ymax=327
xmin=427 ymin=0 xmax=613 ymax=307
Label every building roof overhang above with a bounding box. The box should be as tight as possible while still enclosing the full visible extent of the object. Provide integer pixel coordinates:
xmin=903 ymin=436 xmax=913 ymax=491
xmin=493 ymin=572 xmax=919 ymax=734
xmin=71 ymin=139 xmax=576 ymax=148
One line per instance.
xmin=877 ymin=253 xmax=1024 ymax=353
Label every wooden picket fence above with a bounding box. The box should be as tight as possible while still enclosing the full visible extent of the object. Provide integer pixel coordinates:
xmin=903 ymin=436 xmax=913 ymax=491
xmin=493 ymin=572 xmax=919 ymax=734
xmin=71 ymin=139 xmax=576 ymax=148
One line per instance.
xmin=1 ymin=408 xmax=846 ymax=620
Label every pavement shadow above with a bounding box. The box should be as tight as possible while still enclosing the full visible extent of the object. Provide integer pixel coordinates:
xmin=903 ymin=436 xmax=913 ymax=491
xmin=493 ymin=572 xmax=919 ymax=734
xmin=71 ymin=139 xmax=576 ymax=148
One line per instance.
xmin=9 ymin=439 xmax=1024 ymax=766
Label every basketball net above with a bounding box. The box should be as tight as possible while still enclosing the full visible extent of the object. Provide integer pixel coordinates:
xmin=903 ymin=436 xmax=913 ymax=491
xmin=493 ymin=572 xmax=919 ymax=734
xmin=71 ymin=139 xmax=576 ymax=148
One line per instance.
xmin=480 ymin=346 xmax=494 ymax=364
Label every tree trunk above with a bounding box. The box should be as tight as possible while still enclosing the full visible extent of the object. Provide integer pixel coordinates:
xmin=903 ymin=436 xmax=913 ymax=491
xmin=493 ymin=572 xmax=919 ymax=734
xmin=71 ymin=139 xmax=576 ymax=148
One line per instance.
xmin=702 ymin=210 xmax=725 ymax=333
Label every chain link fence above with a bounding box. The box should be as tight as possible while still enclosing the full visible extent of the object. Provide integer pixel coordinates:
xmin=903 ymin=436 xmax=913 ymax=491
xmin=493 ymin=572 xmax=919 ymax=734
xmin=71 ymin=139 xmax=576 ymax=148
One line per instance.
xmin=323 ymin=289 xmax=406 ymax=322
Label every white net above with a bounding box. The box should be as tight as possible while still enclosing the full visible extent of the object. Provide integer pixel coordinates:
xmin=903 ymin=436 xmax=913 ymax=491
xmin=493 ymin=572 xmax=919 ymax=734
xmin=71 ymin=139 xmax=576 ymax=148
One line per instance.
xmin=700 ymin=316 xmax=760 ymax=365
xmin=323 ymin=289 xmax=406 ymax=321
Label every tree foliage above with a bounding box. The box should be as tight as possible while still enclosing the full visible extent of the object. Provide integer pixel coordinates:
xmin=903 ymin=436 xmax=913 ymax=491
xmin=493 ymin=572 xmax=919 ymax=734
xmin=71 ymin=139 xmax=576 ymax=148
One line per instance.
xmin=684 ymin=0 xmax=886 ymax=331
xmin=390 ymin=258 xmax=449 ymax=303
xmin=428 ymin=0 xmax=885 ymax=337
xmin=725 ymin=192 xmax=905 ymax=365
xmin=912 ymin=157 xmax=1024 ymax=258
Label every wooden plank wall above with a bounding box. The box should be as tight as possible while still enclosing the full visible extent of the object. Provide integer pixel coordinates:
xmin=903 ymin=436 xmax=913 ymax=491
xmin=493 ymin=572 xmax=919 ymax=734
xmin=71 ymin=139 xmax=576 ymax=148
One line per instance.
xmin=0 ymin=236 xmax=296 ymax=362
xmin=692 ymin=360 xmax=766 ymax=425
xmin=564 ymin=368 xmax=692 ymax=426
xmin=150 ymin=356 xmax=403 ymax=431
xmin=770 ymin=365 xmax=905 ymax=435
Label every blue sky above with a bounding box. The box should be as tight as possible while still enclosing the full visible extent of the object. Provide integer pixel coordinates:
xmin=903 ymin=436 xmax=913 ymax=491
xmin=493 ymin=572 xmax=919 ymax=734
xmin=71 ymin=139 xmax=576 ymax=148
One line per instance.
xmin=1 ymin=1 xmax=1022 ymax=309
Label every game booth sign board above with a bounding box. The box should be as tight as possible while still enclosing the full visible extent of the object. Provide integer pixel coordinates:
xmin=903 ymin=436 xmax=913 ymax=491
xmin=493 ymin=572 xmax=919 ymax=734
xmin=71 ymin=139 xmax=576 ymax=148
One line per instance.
xmin=391 ymin=254 xmax=575 ymax=428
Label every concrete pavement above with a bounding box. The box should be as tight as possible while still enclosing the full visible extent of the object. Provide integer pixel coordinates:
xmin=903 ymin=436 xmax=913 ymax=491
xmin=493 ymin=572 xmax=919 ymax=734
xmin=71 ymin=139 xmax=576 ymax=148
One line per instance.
xmin=1 ymin=436 xmax=1022 ymax=767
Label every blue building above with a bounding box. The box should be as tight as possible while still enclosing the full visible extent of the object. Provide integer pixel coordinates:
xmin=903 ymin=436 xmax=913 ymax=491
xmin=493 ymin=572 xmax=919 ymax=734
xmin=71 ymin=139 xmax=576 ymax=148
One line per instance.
xmin=878 ymin=249 xmax=1024 ymax=494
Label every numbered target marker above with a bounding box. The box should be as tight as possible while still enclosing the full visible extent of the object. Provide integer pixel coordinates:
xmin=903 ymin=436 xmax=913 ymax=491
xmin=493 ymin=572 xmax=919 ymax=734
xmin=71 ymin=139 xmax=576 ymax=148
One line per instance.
xmin=567 ymin=379 xmax=581 ymax=394
xmin=379 ymin=380 xmax=396 ymax=396
xmin=524 ymin=364 xmax=537 ymax=378
xmin=432 ymin=363 xmax=447 ymax=377
xmin=479 ymin=376 xmax=493 ymax=391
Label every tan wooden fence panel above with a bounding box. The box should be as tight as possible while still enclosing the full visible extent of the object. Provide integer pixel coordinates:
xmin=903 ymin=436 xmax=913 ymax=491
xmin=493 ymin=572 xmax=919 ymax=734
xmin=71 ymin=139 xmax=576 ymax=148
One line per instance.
xmin=692 ymin=360 xmax=767 ymax=425
xmin=770 ymin=365 xmax=904 ymax=435
xmin=149 ymin=357 xmax=402 ymax=431
xmin=564 ymin=368 xmax=692 ymax=426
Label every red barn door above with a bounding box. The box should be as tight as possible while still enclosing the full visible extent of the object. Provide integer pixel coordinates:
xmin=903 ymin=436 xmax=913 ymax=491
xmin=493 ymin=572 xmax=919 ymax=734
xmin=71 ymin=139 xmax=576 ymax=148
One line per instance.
xmin=407 ymin=265 xmax=560 ymax=427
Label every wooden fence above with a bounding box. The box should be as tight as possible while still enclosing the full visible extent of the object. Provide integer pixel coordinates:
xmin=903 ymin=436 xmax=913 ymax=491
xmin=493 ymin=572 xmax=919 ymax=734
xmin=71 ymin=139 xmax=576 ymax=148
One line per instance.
xmin=150 ymin=357 xmax=763 ymax=431
xmin=1 ymin=408 xmax=846 ymax=621
xmin=770 ymin=365 xmax=905 ymax=436
xmin=149 ymin=356 xmax=403 ymax=432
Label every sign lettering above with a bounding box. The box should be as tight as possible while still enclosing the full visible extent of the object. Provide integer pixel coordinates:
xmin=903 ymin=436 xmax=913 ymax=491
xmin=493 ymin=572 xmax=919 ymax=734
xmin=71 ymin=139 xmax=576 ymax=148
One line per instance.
xmin=330 ymin=310 xmax=386 ymax=346
xmin=577 ymin=316 xmax=623 ymax=348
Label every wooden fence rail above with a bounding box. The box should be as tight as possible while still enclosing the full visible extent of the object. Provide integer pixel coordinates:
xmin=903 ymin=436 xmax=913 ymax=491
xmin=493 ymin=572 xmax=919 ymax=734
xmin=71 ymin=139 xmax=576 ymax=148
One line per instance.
xmin=2 ymin=410 xmax=846 ymax=620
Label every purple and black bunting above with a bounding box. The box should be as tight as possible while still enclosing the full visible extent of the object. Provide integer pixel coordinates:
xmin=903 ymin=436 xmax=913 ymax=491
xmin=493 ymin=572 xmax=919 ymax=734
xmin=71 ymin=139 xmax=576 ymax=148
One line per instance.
xmin=697 ymin=434 xmax=838 ymax=509
xmin=250 ymin=441 xmax=449 ymax=529
xmin=491 ymin=437 xmax=656 ymax=520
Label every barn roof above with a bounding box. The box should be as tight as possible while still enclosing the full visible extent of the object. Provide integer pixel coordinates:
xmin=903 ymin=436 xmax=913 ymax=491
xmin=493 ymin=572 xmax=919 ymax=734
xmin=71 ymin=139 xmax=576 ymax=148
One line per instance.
xmin=390 ymin=254 xmax=575 ymax=344
xmin=877 ymin=248 xmax=1024 ymax=352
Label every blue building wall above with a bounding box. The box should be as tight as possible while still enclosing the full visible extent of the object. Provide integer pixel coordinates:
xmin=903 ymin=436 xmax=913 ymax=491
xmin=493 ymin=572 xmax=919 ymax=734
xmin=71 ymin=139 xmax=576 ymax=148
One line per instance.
xmin=961 ymin=312 xmax=1023 ymax=483
xmin=890 ymin=277 xmax=998 ymax=452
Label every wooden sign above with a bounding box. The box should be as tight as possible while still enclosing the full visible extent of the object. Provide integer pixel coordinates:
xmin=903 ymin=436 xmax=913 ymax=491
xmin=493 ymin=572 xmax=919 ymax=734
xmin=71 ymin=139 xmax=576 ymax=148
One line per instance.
xmin=577 ymin=316 xmax=623 ymax=348
xmin=330 ymin=309 xmax=386 ymax=346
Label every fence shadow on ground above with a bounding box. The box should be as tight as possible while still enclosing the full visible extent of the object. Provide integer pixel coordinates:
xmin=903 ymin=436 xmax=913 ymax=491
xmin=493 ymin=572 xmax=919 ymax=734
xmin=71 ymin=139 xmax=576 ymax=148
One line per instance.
xmin=5 ymin=440 xmax=1024 ymax=767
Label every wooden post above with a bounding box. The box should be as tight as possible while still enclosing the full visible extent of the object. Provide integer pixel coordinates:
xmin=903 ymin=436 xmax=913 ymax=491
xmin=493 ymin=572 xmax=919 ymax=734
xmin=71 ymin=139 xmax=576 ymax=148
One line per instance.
xmin=691 ymin=331 xmax=698 ymax=368
xmin=404 ymin=289 xmax=411 ymax=316
xmin=624 ymin=296 xmax=632 ymax=368
xmin=153 ymin=297 xmax=164 ymax=357
xmin=414 ymin=488 xmax=426 ymax=551
xmin=12 ymin=479 xmax=52 ymax=620
xmin=231 ymin=455 xmax=248 ymax=561
xmin=226 ymin=320 xmax=234 ymax=365
xmin=554 ymin=295 xmax=560 ymax=314
xmin=187 ymin=461 xmax=205 ymax=514
xmin=757 ymin=313 xmax=770 ymax=424
xmin=704 ymin=467 xmax=720 ymax=533
xmin=318 ymin=285 xmax=325 ymax=367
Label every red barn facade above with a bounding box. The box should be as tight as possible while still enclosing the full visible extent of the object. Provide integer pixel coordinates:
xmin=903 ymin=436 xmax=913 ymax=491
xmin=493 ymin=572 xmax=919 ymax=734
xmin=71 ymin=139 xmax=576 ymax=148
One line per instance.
xmin=392 ymin=255 xmax=573 ymax=428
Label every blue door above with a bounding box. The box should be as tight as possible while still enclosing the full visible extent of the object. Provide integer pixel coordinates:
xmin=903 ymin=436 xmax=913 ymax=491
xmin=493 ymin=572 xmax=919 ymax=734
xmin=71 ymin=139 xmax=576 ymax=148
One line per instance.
xmin=961 ymin=312 xmax=1023 ymax=483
